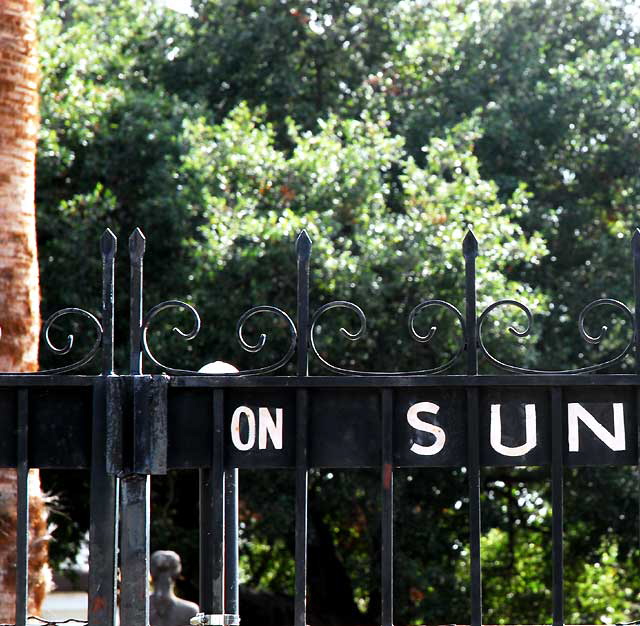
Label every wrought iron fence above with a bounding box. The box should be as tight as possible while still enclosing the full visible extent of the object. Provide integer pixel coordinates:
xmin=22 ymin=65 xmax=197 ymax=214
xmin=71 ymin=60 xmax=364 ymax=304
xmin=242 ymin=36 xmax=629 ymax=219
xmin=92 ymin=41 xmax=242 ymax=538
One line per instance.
xmin=3 ymin=227 xmax=640 ymax=626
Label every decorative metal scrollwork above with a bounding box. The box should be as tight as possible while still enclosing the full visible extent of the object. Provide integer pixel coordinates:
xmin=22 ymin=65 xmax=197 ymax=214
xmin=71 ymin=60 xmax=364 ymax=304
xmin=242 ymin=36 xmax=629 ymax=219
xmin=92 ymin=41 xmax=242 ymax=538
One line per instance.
xmin=141 ymin=300 xmax=297 ymax=375
xmin=141 ymin=300 xmax=200 ymax=374
xmin=477 ymin=298 xmax=634 ymax=374
xmin=234 ymin=305 xmax=297 ymax=374
xmin=309 ymin=299 xmax=466 ymax=375
xmin=37 ymin=307 xmax=104 ymax=374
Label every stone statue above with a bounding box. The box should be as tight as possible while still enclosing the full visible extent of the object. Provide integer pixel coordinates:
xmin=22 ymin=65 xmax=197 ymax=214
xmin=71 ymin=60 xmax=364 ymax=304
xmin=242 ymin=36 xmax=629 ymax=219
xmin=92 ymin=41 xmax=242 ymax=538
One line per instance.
xmin=149 ymin=550 xmax=199 ymax=626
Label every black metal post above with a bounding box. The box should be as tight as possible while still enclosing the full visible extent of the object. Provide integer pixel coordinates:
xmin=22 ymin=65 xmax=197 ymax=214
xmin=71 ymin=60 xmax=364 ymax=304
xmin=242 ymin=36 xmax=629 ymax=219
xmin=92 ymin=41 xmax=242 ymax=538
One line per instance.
xmin=89 ymin=230 xmax=119 ymax=626
xmin=89 ymin=379 xmax=120 ymax=626
xmin=15 ymin=389 xmax=29 ymax=626
xmin=200 ymin=389 xmax=226 ymax=616
xmin=120 ymin=228 xmax=151 ymax=626
xmin=295 ymin=230 xmax=311 ymax=626
xmin=101 ymin=229 xmax=116 ymax=377
xmin=463 ymin=229 xmax=478 ymax=375
xmin=633 ymin=229 xmax=640 ymax=374
xmin=225 ymin=468 xmax=239 ymax=618
xmin=466 ymin=387 xmax=482 ymax=626
xmin=632 ymin=230 xmax=640 ymax=556
xmin=129 ymin=228 xmax=145 ymax=377
xmin=463 ymin=229 xmax=482 ymax=626
xmin=637 ymin=385 xmax=640 ymax=555
xmin=551 ymin=387 xmax=564 ymax=626
xmin=120 ymin=474 xmax=150 ymax=626
xmin=297 ymin=230 xmax=311 ymax=376
xmin=381 ymin=388 xmax=394 ymax=626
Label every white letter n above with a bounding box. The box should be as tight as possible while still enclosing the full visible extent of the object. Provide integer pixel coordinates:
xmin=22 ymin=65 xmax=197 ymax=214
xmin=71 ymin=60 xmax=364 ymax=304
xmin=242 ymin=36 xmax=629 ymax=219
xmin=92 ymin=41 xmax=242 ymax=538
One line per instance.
xmin=568 ymin=403 xmax=625 ymax=452
xmin=258 ymin=407 xmax=283 ymax=450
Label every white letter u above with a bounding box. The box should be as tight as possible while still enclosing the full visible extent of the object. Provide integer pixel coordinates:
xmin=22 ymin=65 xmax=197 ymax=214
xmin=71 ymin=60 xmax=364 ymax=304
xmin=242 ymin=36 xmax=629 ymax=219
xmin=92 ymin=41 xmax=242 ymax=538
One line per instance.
xmin=490 ymin=403 xmax=537 ymax=457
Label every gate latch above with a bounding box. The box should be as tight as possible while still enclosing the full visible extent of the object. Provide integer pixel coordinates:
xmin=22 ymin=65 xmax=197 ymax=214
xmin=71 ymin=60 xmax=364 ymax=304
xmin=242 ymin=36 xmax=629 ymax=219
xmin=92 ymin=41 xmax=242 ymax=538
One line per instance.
xmin=190 ymin=613 xmax=240 ymax=626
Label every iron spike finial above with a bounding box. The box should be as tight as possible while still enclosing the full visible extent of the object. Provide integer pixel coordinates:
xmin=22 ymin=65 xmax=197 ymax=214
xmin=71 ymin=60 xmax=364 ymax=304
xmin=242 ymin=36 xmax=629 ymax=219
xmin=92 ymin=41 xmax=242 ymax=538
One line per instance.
xmin=296 ymin=229 xmax=312 ymax=259
xmin=129 ymin=227 xmax=146 ymax=259
xmin=101 ymin=228 xmax=117 ymax=259
xmin=632 ymin=228 xmax=640 ymax=258
xmin=463 ymin=228 xmax=479 ymax=259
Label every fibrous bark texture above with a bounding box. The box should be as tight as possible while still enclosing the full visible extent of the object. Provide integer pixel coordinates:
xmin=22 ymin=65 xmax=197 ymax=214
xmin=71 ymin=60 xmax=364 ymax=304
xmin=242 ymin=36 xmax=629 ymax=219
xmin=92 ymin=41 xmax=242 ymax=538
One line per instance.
xmin=0 ymin=471 xmax=51 ymax=618
xmin=0 ymin=0 xmax=50 ymax=620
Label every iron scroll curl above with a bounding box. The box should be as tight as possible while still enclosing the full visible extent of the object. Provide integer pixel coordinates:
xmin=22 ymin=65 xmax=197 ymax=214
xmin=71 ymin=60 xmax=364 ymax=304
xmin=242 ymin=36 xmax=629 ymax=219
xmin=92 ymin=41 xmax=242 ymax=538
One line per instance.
xmin=234 ymin=305 xmax=297 ymax=374
xmin=37 ymin=307 xmax=104 ymax=374
xmin=477 ymin=298 xmax=634 ymax=374
xmin=141 ymin=300 xmax=297 ymax=375
xmin=309 ymin=299 xmax=466 ymax=375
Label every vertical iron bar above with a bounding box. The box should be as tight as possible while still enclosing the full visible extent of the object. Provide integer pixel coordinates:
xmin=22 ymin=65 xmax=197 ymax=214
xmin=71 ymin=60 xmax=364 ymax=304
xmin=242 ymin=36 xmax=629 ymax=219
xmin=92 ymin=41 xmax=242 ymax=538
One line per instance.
xmin=129 ymin=228 xmax=145 ymax=376
xmin=89 ymin=231 xmax=119 ymax=626
xmin=101 ymin=228 xmax=117 ymax=376
xmin=463 ymin=228 xmax=479 ymax=375
xmin=381 ymin=389 xmax=394 ymax=626
xmin=295 ymin=389 xmax=308 ymax=626
xmin=200 ymin=389 xmax=225 ymax=614
xmin=463 ymin=229 xmax=482 ymax=626
xmin=551 ymin=387 xmax=564 ymax=626
xmin=295 ymin=230 xmax=311 ymax=626
xmin=15 ymin=389 xmax=28 ymax=626
xmin=296 ymin=230 xmax=311 ymax=375
xmin=119 ymin=228 xmax=150 ymax=626
xmin=466 ymin=387 xmax=482 ymax=626
xmin=637 ymin=387 xmax=640 ymax=554
xmin=633 ymin=228 xmax=640 ymax=374
xmin=199 ymin=467 xmax=211 ymax=611
xmin=225 ymin=468 xmax=239 ymax=616
xmin=120 ymin=475 xmax=151 ymax=626
xmin=632 ymin=231 xmax=640 ymax=553
xmin=89 ymin=380 xmax=119 ymax=626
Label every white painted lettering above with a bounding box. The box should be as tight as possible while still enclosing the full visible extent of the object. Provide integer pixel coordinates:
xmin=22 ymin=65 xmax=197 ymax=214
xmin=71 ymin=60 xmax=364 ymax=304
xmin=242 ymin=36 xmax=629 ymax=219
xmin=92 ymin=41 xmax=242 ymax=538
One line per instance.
xmin=258 ymin=407 xmax=283 ymax=450
xmin=231 ymin=406 xmax=256 ymax=451
xmin=407 ymin=402 xmax=446 ymax=456
xmin=490 ymin=403 xmax=537 ymax=457
xmin=568 ymin=403 xmax=625 ymax=452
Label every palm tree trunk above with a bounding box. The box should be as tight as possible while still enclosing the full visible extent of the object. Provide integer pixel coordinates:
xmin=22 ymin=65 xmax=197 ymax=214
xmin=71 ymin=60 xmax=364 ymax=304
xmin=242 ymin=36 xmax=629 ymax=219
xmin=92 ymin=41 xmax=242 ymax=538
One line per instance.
xmin=0 ymin=0 xmax=50 ymax=619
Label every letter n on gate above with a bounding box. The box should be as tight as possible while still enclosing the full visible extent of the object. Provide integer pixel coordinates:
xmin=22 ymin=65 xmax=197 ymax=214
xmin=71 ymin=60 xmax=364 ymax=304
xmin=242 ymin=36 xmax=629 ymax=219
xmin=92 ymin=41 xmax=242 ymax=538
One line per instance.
xmin=567 ymin=403 xmax=625 ymax=452
xmin=564 ymin=399 xmax=636 ymax=466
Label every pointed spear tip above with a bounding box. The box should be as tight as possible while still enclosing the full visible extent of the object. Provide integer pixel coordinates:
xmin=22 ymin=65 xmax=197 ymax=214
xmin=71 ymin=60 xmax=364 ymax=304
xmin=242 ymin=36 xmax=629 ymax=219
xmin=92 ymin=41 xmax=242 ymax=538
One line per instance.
xmin=297 ymin=228 xmax=312 ymax=245
xmin=131 ymin=226 xmax=145 ymax=240
xmin=296 ymin=229 xmax=312 ymax=255
xmin=462 ymin=227 xmax=478 ymax=258
xmin=129 ymin=227 xmax=146 ymax=258
xmin=100 ymin=228 xmax=117 ymax=258
xmin=632 ymin=228 xmax=640 ymax=257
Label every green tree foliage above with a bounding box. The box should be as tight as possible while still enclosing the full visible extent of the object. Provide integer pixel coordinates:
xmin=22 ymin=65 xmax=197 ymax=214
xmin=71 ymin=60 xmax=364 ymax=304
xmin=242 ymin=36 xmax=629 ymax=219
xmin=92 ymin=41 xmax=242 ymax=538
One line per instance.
xmin=378 ymin=0 xmax=640 ymax=369
xmin=36 ymin=0 xmax=640 ymax=624
xmin=165 ymin=0 xmax=396 ymax=132
xmin=170 ymin=105 xmax=545 ymax=375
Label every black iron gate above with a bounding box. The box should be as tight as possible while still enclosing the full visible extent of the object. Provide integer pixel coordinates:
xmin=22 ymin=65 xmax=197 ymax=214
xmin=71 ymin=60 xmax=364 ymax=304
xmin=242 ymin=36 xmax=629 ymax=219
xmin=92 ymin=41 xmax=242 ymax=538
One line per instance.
xmin=3 ymin=227 xmax=640 ymax=626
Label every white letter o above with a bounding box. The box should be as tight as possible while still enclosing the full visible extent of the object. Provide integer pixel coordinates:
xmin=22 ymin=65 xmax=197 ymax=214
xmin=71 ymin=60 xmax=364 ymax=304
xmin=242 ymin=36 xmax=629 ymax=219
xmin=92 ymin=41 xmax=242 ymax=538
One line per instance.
xmin=231 ymin=406 xmax=256 ymax=451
